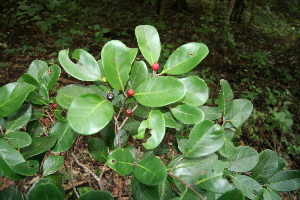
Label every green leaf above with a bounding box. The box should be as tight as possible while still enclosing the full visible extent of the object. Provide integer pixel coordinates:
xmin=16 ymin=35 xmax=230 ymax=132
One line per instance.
xmin=4 ymin=131 xmax=32 ymax=148
xmin=196 ymin=161 xmax=234 ymax=193
xmin=179 ymin=76 xmax=208 ymax=106
xmin=200 ymin=106 xmax=222 ymax=121
xmin=18 ymin=73 xmax=39 ymax=87
xmin=0 ymin=187 xmax=24 ymax=200
xmin=161 ymin=110 xmax=182 ymax=128
xmin=41 ymin=64 xmax=61 ymax=90
xmin=42 ymin=155 xmax=64 ymax=177
xmin=160 ymin=42 xmax=209 ymax=75
xmin=134 ymin=76 xmax=185 ymax=107
xmin=262 ymin=188 xmax=281 ymax=200
xmin=135 ymin=25 xmax=161 ymax=65
xmin=128 ymin=47 xmax=138 ymax=64
xmin=88 ymin=137 xmax=108 ymax=162
xmin=131 ymin=176 xmax=176 ymax=200
xmin=228 ymin=146 xmax=259 ymax=172
xmin=225 ymin=99 xmax=253 ymax=129
xmin=184 ymin=120 xmax=225 ymax=157
xmin=0 ymin=83 xmax=36 ymax=117
xmin=106 ymin=148 xmax=134 ymax=175
xmin=77 ymin=190 xmax=113 ymax=200
xmin=56 ymin=84 xmax=97 ymax=109
xmin=135 ymin=157 xmax=167 ymax=186
xmin=27 ymin=178 xmax=64 ymax=200
xmin=218 ymin=134 xmax=236 ymax=158
xmin=217 ymin=189 xmax=245 ymax=200
xmin=27 ymin=60 xmax=49 ymax=83
xmin=0 ymin=138 xmax=25 ymax=180
xmin=252 ymin=149 xmax=280 ymax=182
xmin=266 ymin=170 xmax=300 ymax=192
xmin=127 ymin=61 xmax=148 ymax=90
xmin=113 ymin=129 xmax=128 ymax=149
xmin=22 ymin=136 xmax=57 ymax=159
xmin=13 ymin=160 xmax=39 ymax=176
xmin=134 ymin=110 xmax=165 ymax=149
xmin=50 ymin=121 xmax=78 ymax=153
xmin=101 ymin=40 xmax=131 ymax=91
xmin=171 ymin=104 xmax=204 ymax=124
xmin=100 ymin=124 xmax=115 ymax=150
xmin=67 ymin=94 xmax=113 ymax=135
xmin=218 ymin=79 xmax=234 ymax=116
xmin=59 ymin=49 xmax=101 ymax=81
xmin=46 ymin=173 xmax=63 ymax=186
xmin=53 ymin=105 xmax=68 ymax=122
xmin=230 ymin=174 xmax=263 ymax=199
xmin=6 ymin=104 xmax=32 ymax=134
xmin=26 ymin=83 xmax=49 ymax=105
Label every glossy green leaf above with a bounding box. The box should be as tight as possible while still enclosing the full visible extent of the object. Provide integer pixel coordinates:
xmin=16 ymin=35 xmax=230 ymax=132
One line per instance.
xmin=225 ymin=99 xmax=253 ymax=128
xmin=68 ymin=94 xmax=113 ymax=135
xmin=46 ymin=173 xmax=63 ymax=186
xmin=0 ymin=138 xmax=25 ymax=180
xmin=0 ymin=187 xmax=24 ymax=200
xmin=217 ymin=189 xmax=245 ymax=200
xmin=13 ymin=160 xmax=39 ymax=176
xmin=42 ymin=155 xmax=64 ymax=177
xmin=41 ymin=64 xmax=61 ymax=90
xmin=127 ymin=61 xmax=148 ymax=90
xmin=184 ymin=120 xmax=225 ymax=157
xmin=18 ymin=73 xmax=39 ymax=87
xmin=262 ymin=188 xmax=281 ymax=200
xmin=58 ymin=49 xmax=101 ymax=81
xmin=88 ymin=137 xmax=108 ymax=162
xmin=6 ymin=104 xmax=32 ymax=134
xmin=196 ymin=161 xmax=234 ymax=193
xmin=56 ymin=84 xmax=97 ymax=109
xmin=230 ymin=174 xmax=263 ymax=199
xmin=4 ymin=131 xmax=32 ymax=148
xmin=160 ymin=42 xmax=208 ymax=75
xmin=161 ymin=110 xmax=181 ymax=128
xmin=22 ymin=136 xmax=57 ymax=159
xmin=128 ymin=47 xmax=138 ymax=64
xmin=218 ymin=79 xmax=234 ymax=116
xmin=135 ymin=25 xmax=161 ymax=65
xmin=27 ymin=178 xmax=64 ymax=200
xmin=101 ymin=40 xmax=131 ymax=91
xmin=77 ymin=190 xmax=113 ymax=200
xmin=134 ymin=110 xmax=165 ymax=149
xmin=0 ymin=82 xmax=36 ymax=118
xmin=171 ymin=104 xmax=204 ymax=124
xmin=135 ymin=76 xmax=185 ymax=107
xmin=27 ymin=60 xmax=48 ymax=83
xmin=229 ymin=146 xmax=259 ymax=172
xmin=179 ymin=76 xmax=208 ymax=106
xmin=131 ymin=176 xmax=176 ymax=200
xmin=100 ymin=124 xmax=115 ymax=150
xmin=200 ymin=106 xmax=222 ymax=121
xmin=252 ymin=149 xmax=280 ymax=182
xmin=135 ymin=157 xmax=167 ymax=186
xmin=218 ymin=134 xmax=236 ymax=158
xmin=26 ymin=83 xmax=49 ymax=105
xmin=106 ymin=148 xmax=134 ymax=175
xmin=50 ymin=121 xmax=77 ymax=153
xmin=266 ymin=170 xmax=300 ymax=192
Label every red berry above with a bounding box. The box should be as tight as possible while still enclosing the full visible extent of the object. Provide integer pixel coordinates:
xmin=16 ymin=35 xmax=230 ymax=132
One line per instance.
xmin=125 ymin=109 xmax=132 ymax=116
xmin=127 ymin=89 xmax=134 ymax=96
xmin=52 ymin=103 xmax=58 ymax=109
xmin=152 ymin=62 xmax=160 ymax=71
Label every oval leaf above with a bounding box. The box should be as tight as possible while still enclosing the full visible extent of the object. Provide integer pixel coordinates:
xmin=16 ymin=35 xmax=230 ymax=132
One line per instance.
xmin=218 ymin=134 xmax=236 ymax=158
xmin=230 ymin=174 xmax=263 ymax=199
xmin=184 ymin=120 xmax=225 ymax=157
xmin=225 ymin=99 xmax=253 ymax=128
xmin=77 ymin=190 xmax=113 ymax=200
xmin=67 ymin=94 xmax=113 ymax=135
xmin=6 ymin=104 xmax=32 ymax=134
xmin=171 ymin=104 xmax=204 ymax=124
xmin=5 ymin=131 xmax=32 ymax=148
xmin=179 ymin=76 xmax=209 ymax=106
xmin=160 ymin=42 xmax=208 ymax=75
xmin=13 ymin=160 xmax=39 ymax=176
xmin=228 ymin=146 xmax=259 ymax=172
xmin=0 ymin=83 xmax=36 ymax=117
xmin=41 ymin=64 xmax=61 ymax=91
xmin=42 ymin=155 xmax=64 ymax=177
xmin=88 ymin=137 xmax=108 ymax=162
xmin=126 ymin=61 xmax=148 ymax=90
xmin=101 ymin=40 xmax=131 ymax=91
xmin=58 ymin=49 xmax=101 ymax=81
xmin=266 ymin=170 xmax=300 ymax=192
xmin=218 ymin=79 xmax=234 ymax=116
xmin=106 ymin=148 xmax=134 ymax=175
xmin=135 ymin=25 xmax=161 ymax=65
xmin=217 ymin=189 xmax=245 ymax=200
xmin=135 ymin=76 xmax=185 ymax=107
xmin=27 ymin=60 xmax=49 ymax=83
xmin=27 ymin=178 xmax=64 ymax=200
xmin=135 ymin=157 xmax=167 ymax=186
xmin=22 ymin=136 xmax=57 ymax=159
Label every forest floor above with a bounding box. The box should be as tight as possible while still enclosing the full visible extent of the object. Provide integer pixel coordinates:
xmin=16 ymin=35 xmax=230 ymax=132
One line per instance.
xmin=0 ymin=0 xmax=299 ymax=199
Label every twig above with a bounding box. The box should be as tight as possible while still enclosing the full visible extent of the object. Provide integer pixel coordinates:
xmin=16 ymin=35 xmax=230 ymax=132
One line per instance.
xmin=71 ymin=152 xmax=103 ymax=190
xmin=69 ymin=158 xmax=80 ymax=198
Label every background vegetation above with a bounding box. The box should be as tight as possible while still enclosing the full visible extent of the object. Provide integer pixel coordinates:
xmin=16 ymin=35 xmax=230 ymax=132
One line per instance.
xmin=0 ymin=0 xmax=299 ymax=198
